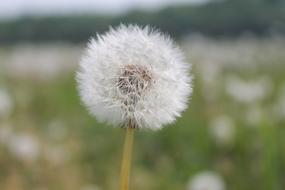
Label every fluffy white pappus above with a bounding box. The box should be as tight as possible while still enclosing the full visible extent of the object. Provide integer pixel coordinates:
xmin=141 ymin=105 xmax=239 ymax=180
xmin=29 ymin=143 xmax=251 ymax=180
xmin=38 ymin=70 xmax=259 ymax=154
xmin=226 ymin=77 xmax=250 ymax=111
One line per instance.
xmin=76 ymin=24 xmax=192 ymax=130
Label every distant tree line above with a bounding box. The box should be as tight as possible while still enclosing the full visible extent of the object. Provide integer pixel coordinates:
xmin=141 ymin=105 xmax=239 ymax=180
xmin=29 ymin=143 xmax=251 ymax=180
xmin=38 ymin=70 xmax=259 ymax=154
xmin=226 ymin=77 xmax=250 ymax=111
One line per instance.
xmin=0 ymin=0 xmax=284 ymax=43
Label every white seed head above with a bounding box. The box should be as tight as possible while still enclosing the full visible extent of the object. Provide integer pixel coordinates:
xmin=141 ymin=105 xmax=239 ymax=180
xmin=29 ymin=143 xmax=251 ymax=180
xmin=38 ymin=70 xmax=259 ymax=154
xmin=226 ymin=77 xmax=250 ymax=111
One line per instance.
xmin=76 ymin=24 xmax=192 ymax=130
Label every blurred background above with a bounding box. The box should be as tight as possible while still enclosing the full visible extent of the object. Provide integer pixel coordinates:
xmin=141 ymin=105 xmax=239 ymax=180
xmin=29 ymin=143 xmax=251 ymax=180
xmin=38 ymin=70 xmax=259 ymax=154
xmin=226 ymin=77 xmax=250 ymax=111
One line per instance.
xmin=0 ymin=0 xmax=285 ymax=190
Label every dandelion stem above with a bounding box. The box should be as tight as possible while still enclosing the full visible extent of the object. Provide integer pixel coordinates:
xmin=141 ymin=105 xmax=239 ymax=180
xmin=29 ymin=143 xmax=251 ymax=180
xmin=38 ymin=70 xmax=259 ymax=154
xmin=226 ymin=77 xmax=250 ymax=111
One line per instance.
xmin=119 ymin=125 xmax=135 ymax=190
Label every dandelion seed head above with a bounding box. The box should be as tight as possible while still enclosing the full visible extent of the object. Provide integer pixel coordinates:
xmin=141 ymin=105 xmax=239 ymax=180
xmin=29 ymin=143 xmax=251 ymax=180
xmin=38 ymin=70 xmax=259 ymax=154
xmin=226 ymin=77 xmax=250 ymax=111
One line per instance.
xmin=77 ymin=24 xmax=192 ymax=130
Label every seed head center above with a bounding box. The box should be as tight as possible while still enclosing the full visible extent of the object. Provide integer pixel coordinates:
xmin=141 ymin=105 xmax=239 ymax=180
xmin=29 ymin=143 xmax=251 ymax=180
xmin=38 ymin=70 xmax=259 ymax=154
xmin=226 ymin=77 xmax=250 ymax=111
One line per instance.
xmin=118 ymin=65 xmax=152 ymax=97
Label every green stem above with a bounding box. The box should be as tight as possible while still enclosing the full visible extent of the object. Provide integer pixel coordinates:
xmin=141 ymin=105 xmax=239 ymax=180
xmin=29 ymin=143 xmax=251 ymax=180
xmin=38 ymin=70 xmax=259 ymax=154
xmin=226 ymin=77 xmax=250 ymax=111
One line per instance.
xmin=119 ymin=125 xmax=135 ymax=190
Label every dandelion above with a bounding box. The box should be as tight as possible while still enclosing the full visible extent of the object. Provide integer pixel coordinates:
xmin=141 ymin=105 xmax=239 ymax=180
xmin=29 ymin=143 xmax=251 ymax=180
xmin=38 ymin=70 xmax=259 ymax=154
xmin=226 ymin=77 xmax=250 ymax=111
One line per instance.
xmin=76 ymin=24 xmax=192 ymax=190
xmin=187 ymin=171 xmax=226 ymax=190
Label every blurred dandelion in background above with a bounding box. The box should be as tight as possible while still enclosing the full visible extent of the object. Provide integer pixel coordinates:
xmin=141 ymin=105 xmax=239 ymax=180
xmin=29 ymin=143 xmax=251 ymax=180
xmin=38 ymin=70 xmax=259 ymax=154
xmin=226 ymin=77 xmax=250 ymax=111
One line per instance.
xmin=273 ymin=83 xmax=285 ymax=121
xmin=0 ymin=88 xmax=13 ymax=118
xmin=2 ymin=45 xmax=79 ymax=81
xmin=8 ymin=133 xmax=39 ymax=162
xmin=225 ymin=76 xmax=273 ymax=104
xmin=209 ymin=115 xmax=236 ymax=146
xmin=187 ymin=171 xmax=226 ymax=190
xmin=0 ymin=124 xmax=13 ymax=144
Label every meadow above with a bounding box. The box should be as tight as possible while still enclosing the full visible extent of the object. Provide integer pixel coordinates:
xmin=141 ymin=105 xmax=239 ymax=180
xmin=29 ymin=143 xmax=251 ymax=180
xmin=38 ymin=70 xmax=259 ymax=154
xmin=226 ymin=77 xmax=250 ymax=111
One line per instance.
xmin=0 ymin=35 xmax=285 ymax=190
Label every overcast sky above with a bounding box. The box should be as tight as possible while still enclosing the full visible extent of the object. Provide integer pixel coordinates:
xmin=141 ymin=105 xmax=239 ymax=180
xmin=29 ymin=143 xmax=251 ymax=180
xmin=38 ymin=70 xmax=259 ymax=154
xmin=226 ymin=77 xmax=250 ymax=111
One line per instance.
xmin=0 ymin=0 xmax=209 ymax=19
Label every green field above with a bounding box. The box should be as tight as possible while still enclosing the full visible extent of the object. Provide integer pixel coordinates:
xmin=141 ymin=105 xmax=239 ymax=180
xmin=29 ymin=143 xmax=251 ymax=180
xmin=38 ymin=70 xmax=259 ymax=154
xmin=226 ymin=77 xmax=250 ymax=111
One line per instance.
xmin=0 ymin=36 xmax=285 ymax=190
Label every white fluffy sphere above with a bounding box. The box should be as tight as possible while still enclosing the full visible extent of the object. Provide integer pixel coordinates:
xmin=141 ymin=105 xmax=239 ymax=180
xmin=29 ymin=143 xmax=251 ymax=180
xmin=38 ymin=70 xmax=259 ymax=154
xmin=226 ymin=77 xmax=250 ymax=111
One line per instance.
xmin=76 ymin=25 xmax=192 ymax=130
